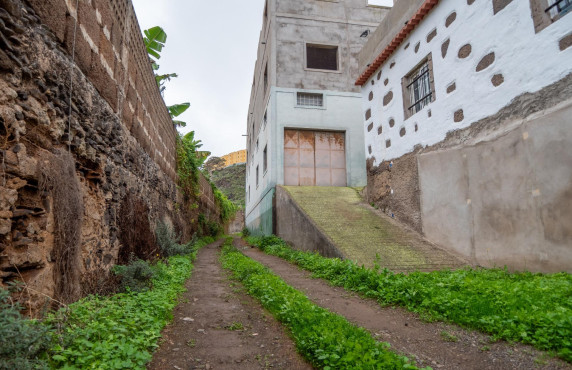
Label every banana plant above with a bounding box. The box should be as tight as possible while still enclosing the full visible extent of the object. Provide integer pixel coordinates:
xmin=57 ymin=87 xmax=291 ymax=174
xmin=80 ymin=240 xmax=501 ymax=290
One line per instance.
xmin=143 ymin=26 xmax=167 ymax=70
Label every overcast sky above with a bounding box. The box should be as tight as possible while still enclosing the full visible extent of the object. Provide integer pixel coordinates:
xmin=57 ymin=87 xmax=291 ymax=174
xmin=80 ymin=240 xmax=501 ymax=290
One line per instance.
xmin=132 ymin=0 xmax=265 ymax=157
xmin=132 ymin=0 xmax=393 ymax=157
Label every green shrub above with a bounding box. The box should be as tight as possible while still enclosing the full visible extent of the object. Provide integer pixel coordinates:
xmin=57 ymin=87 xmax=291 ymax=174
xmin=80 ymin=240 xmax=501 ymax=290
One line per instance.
xmin=156 ymin=221 xmax=196 ymax=257
xmin=221 ymin=239 xmax=421 ymax=369
xmin=0 ymin=287 xmax=50 ymax=370
xmin=113 ymin=259 xmax=155 ymax=293
xmin=45 ymin=237 xmax=214 ymax=369
xmin=241 ymin=227 xmax=250 ymax=237
xmin=247 ymin=236 xmax=572 ymax=363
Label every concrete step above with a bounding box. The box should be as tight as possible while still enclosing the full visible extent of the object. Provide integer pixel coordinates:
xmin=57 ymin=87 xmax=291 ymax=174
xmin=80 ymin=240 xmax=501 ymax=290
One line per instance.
xmin=276 ymin=186 xmax=466 ymax=272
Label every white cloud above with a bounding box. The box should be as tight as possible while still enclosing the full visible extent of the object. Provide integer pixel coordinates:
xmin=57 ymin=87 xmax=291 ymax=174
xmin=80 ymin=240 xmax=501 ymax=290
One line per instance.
xmin=132 ymin=0 xmax=264 ymax=157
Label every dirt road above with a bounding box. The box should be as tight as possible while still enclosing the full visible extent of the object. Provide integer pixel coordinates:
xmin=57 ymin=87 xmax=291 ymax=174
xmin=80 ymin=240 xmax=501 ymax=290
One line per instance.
xmin=149 ymin=240 xmax=310 ymax=370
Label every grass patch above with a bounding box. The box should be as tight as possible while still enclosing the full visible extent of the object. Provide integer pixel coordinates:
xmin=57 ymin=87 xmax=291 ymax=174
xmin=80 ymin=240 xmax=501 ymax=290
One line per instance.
xmin=440 ymin=331 xmax=458 ymax=343
xmin=220 ymin=238 xmax=423 ymax=369
xmin=246 ymin=236 xmax=572 ymax=363
xmin=44 ymin=237 xmax=214 ymax=369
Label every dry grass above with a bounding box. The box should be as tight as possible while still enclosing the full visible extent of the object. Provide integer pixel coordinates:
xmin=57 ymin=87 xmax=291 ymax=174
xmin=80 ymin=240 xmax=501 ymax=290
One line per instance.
xmin=40 ymin=149 xmax=83 ymax=305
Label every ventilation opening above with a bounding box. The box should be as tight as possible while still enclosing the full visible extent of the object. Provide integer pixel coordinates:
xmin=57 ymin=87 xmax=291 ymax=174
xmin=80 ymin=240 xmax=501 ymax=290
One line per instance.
xmin=297 ymin=92 xmax=324 ymax=107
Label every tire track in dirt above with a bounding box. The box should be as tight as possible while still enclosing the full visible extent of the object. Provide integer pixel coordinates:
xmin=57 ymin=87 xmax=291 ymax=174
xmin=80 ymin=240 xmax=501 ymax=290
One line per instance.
xmin=149 ymin=240 xmax=311 ymax=370
xmin=237 ymin=239 xmax=570 ymax=370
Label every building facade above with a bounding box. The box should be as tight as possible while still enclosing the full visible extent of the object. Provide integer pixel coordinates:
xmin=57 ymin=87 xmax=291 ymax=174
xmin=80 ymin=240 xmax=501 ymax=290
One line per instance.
xmin=358 ymin=0 xmax=572 ymax=272
xmin=245 ymin=0 xmax=389 ymax=235
xmin=222 ymin=150 xmax=247 ymax=167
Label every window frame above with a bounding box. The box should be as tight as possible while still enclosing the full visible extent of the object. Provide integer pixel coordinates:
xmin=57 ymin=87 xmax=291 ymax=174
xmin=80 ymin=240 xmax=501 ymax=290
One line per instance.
xmin=529 ymin=0 xmax=572 ymax=33
xmin=401 ymin=53 xmax=436 ymax=120
xmin=304 ymin=43 xmax=341 ymax=73
xmin=263 ymin=145 xmax=268 ymax=175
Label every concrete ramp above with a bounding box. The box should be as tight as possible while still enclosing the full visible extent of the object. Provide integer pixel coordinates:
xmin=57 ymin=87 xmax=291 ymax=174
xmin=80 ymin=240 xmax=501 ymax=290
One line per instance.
xmin=276 ymin=186 xmax=465 ymax=271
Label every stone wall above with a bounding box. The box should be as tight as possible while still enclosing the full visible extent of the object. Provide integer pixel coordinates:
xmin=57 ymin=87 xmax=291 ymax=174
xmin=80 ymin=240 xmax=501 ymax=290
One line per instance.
xmin=0 ymin=0 xmax=220 ymax=314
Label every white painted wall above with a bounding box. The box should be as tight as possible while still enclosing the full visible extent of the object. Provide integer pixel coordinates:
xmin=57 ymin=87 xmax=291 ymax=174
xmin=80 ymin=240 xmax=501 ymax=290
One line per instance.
xmin=361 ymin=0 xmax=572 ymax=165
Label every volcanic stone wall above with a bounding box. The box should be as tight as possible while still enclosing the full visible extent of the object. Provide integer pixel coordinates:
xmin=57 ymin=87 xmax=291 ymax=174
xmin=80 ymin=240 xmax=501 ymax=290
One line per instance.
xmin=0 ymin=0 xmax=216 ymax=313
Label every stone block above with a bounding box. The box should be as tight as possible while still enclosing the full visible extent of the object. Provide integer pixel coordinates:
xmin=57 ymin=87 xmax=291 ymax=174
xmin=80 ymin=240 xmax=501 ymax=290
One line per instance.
xmin=88 ymin=61 xmax=118 ymax=111
xmin=65 ymin=17 xmax=92 ymax=74
xmin=78 ymin=1 xmax=100 ymax=49
xmin=0 ymin=186 xmax=18 ymax=210
xmin=27 ymin=0 xmax=68 ymax=42
xmin=0 ymin=218 xmax=11 ymax=235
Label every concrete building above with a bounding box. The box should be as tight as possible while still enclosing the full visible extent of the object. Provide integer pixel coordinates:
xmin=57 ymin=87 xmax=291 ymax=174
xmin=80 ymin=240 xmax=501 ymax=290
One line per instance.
xmin=222 ymin=150 xmax=247 ymax=167
xmin=245 ymin=0 xmax=389 ymax=235
xmin=358 ymin=0 xmax=572 ymax=272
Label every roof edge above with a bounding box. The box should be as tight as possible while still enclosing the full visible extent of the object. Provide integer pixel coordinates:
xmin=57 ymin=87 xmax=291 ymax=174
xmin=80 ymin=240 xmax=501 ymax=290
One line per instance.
xmin=355 ymin=0 xmax=440 ymax=86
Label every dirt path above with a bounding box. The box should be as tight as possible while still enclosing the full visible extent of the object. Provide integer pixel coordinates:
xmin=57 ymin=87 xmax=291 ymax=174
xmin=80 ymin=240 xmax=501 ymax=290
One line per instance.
xmin=237 ymin=239 xmax=570 ymax=370
xmin=148 ymin=240 xmax=311 ymax=370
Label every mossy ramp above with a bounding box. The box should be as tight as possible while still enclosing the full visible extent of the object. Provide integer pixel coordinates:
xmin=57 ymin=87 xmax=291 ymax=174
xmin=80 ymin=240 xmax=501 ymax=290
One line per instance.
xmin=282 ymin=186 xmax=464 ymax=271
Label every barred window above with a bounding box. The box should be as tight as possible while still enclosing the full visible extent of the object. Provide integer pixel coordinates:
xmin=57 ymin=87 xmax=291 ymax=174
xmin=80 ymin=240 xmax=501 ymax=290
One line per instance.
xmin=306 ymin=44 xmax=338 ymax=71
xmin=297 ymin=92 xmax=323 ymax=107
xmin=403 ymin=55 xmax=435 ymax=119
xmin=546 ymin=0 xmax=572 ymax=18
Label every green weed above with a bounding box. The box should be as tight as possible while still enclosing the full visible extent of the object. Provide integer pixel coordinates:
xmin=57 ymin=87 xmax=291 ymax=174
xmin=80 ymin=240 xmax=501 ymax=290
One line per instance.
xmin=226 ymin=322 xmax=244 ymax=331
xmin=246 ymin=236 xmax=572 ymax=363
xmin=440 ymin=331 xmax=458 ymax=343
xmin=220 ymin=238 xmax=423 ymax=369
xmin=44 ymin=237 xmax=214 ymax=369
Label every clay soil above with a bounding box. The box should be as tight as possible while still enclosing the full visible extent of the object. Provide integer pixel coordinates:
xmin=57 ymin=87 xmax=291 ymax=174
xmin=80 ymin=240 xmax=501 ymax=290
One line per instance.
xmin=236 ymin=239 xmax=571 ymax=370
xmin=148 ymin=240 xmax=310 ymax=370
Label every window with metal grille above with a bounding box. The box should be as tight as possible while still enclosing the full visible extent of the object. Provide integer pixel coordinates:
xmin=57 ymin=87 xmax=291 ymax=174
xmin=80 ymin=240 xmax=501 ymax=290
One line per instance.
xmin=546 ymin=0 xmax=572 ymax=18
xmin=297 ymin=92 xmax=324 ymax=107
xmin=306 ymin=44 xmax=338 ymax=70
xmin=404 ymin=56 xmax=434 ymax=118
xmin=263 ymin=145 xmax=268 ymax=173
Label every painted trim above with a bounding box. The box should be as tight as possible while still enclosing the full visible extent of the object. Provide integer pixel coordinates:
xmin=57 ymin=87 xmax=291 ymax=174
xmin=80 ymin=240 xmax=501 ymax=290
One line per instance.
xmin=356 ymin=0 xmax=440 ymax=86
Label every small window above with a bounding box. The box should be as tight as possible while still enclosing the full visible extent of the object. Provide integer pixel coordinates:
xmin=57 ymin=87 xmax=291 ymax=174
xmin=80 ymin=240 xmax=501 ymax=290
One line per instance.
xmin=263 ymin=145 xmax=268 ymax=173
xmin=256 ymin=138 xmax=259 ymax=151
xmin=264 ymin=63 xmax=268 ymax=93
xmin=256 ymin=166 xmax=259 ymax=188
xmin=306 ymin=44 xmax=338 ymax=71
xmin=263 ymin=110 xmax=267 ymax=128
xmin=297 ymin=92 xmax=324 ymax=107
xmin=402 ymin=54 xmax=435 ymax=119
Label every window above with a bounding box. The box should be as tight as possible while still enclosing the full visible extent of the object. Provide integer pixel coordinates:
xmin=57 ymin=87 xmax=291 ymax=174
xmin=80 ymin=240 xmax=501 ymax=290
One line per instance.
xmin=306 ymin=44 xmax=338 ymax=71
xmin=529 ymin=0 xmax=571 ymax=33
xmin=402 ymin=54 xmax=435 ymax=119
xmin=264 ymin=63 xmax=268 ymax=93
xmin=297 ymin=92 xmax=324 ymax=107
xmin=263 ymin=145 xmax=268 ymax=173
xmin=263 ymin=110 xmax=267 ymax=128
xmin=256 ymin=138 xmax=259 ymax=151
xmin=546 ymin=0 xmax=571 ymax=18
xmin=256 ymin=166 xmax=259 ymax=188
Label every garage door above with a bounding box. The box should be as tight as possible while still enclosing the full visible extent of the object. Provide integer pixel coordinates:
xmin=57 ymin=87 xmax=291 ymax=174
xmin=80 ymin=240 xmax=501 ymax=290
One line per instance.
xmin=284 ymin=129 xmax=346 ymax=186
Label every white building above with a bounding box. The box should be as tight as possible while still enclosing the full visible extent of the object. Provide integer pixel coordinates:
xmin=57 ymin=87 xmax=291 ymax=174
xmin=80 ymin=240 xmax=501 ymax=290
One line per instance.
xmin=245 ymin=0 xmax=389 ymax=235
xmin=358 ymin=0 xmax=572 ymax=272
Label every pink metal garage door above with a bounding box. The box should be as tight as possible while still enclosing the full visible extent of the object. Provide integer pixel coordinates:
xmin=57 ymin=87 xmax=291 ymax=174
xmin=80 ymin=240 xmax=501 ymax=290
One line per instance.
xmin=284 ymin=129 xmax=346 ymax=187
